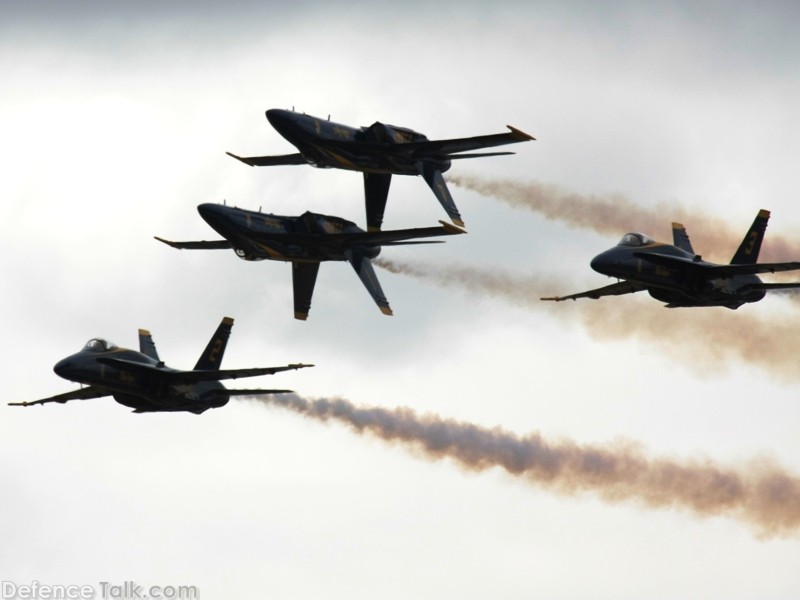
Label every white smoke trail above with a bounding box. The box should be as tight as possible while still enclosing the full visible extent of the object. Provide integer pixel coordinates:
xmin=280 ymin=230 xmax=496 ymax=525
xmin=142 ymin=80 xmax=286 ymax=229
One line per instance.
xmin=251 ymin=393 xmax=800 ymax=538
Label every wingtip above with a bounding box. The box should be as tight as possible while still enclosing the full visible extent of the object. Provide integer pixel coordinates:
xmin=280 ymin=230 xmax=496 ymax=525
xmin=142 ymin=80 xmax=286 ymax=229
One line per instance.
xmin=294 ymin=312 xmax=309 ymax=321
xmin=507 ymin=125 xmax=535 ymax=141
xmin=154 ymin=236 xmax=178 ymax=248
xmin=439 ymin=220 xmax=467 ymax=234
xmin=226 ymin=151 xmax=254 ymax=166
xmin=758 ymin=209 xmax=770 ymax=218
xmin=380 ymin=306 xmax=394 ymax=316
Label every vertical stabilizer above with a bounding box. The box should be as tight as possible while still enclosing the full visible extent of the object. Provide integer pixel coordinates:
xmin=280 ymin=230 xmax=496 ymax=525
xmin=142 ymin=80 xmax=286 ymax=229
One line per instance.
xmin=194 ymin=317 xmax=234 ymax=370
xmin=138 ymin=329 xmax=160 ymax=361
xmin=416 ymin=161 xmax=465 ymax=227
xmin=671 ymin=223 xmax=695 ymax=255
xmin=363 ymin=172 xmax=392 ymax=232
xmin=731 ymin=209 xmax=770 ymax=264
xmin=344 ymin=248 xmax=393 ymax=315
xmin=292 ymin=262 xmax=321 ymax=321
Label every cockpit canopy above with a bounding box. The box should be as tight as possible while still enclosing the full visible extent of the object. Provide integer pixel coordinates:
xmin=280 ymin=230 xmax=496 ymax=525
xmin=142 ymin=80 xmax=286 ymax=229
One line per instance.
xmin=83 ymin=338 xmax=118 ymax=352
xmin=617 ymin=232 xmax=655 ymax=247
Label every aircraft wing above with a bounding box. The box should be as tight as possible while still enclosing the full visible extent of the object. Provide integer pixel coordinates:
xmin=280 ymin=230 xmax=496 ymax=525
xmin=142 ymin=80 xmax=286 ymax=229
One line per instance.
xmin=251 ymin=222 xmax=465 ymax=249
xmin=324 ymin=126 xmax=534 ymax=157
xmin=188 ymin=363 xmax=314 ymax=382
xmin=154 ymin=237 xmax=231 ymax=250
xmin=226 ymin=151 xmax=307 ymax=166
xmin=343 ymin=221 xmax=465 ymax=246
xmin=541 ymin=280 xmax=647 ymax=302
xmin=9 ymin=386 xmax=110 ymax=407
xmin=419 ymin=126 xmax=535 ymax=156
xmin=97 ymin=357 xmax=313 ymax=382
xmin=635 ymin=251 xmax=800 ymax=276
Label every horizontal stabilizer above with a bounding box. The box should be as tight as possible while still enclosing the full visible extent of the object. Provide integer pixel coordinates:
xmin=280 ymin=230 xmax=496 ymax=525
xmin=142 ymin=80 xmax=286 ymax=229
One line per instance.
xmin=226 ymin=151 xmax=307 ymax=167
xmin=541 ymin=280 xmax=646 ymax=302
xmin=634 ymin=251 xmax=800 ymax=276
xmin=381 ymin=240 xmax=445 ymax=246
xmin=739 ymin=282 xmax=800 ymax=294
xmin=223 ymin=389 xmax=294 ymax=396
xmin=448 ymin=152 xmax=515 ymax=159
xmin=155 ymin=237 xmax=231 ymax=250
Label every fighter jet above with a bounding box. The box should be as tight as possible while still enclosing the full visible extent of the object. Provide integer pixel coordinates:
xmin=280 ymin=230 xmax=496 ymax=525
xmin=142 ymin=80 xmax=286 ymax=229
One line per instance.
xmin=10 ymin=317 xmax=312 ymax=414
xmin=542 ymin=210 xmax=800 ymax=309
xmin=156 ymin=203 xmax=465 ymax=320
xmin=226 ymin=109 xmax=534 ymax=230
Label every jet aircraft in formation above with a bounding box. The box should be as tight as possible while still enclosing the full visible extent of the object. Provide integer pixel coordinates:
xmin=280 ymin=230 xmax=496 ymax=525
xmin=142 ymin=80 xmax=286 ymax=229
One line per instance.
xmin=10 ymin=317 xmax=312 ymax=414
xmin=542 ymin=209 xmax=800 ymax=309
xmin=156 ymin=203 xmax=465 ymax=320
xmin=227 ymin=109 xmax=534 ymax=230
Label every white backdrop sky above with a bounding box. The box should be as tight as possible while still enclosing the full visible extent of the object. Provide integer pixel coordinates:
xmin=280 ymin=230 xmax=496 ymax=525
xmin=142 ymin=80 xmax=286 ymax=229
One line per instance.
xmin=2 ymin=2 xmax=800 ymax=598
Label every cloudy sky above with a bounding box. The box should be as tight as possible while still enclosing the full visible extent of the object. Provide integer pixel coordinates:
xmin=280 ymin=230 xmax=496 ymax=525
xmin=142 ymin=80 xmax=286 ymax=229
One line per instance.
xmin=3 ymin=2 xmax=800 ymax=598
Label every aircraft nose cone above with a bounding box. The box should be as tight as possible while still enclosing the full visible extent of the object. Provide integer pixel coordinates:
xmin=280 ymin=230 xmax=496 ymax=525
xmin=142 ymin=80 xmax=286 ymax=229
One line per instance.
xmin=198 ymin=203 xmax=230 ymax=225
xmin=53 ymin=357 xmax=77 ymax=379
xmin=266 ymin=108 xmax=291 ymax=130
xmin=590 ymin=252 xmax=613 ymax=274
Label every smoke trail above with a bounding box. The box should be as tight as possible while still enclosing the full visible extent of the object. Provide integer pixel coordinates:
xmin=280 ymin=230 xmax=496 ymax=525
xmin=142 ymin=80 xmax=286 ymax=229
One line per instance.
xmin=448 ymin=174 xmax=799 ymax=263
xmin=252 ymin=393 xmax=800 ymax=538
xmin=375 ymin=257 xmax=800 ymax=381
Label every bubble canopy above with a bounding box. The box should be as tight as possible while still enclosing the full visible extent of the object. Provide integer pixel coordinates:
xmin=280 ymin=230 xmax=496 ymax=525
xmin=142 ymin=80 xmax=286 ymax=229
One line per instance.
xmin=617 ymin=232 xmax=654 ymax=247
xmin=83 ymin=338 xmax=118 ymax=352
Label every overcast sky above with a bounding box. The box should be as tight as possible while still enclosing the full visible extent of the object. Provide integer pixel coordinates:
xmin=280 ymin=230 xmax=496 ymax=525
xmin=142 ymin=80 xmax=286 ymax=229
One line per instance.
xmin=2 ymin=2 xmax=800 ymax=599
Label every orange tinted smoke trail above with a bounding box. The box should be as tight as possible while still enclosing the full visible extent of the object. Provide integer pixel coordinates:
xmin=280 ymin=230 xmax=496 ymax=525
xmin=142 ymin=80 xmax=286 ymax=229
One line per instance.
xmin=447 ymin=174 xmax=798 ymax=263
xmin=255 ymin=394 xmax=800 ymax=538
xmin=375 ymin=257 xmax=800 ymax=382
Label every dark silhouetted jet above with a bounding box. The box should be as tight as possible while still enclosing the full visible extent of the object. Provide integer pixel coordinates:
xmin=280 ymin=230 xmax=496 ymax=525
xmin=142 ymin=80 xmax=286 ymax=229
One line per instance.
xmin=10 ymin=317 xmax=312 ymax=414
xmin=542 ymin=210 xmax=800 ymax=309
xmin=156 ymin=203 xmax=465 ymax=320
xmin=226 ymin=109 xmax=534 ymax=230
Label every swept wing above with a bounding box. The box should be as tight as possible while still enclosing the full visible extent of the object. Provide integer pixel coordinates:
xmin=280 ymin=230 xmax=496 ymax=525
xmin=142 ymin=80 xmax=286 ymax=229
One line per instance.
xmin=322 ymin=126 xmax=534 ymax=157
xmin=96 ymin=357 xmax=313 ymax=382
xmin=541 ymin=280 xmax=647 ymax=302
xmin=254 ymin=221 xmax=465 ymax=249
xmin=154 ymin=237 xmax=230 ymax=250
xmin=10 ymin=385 xmax=110 ymax=407
xmin=225 ymin=151 xmax=307 ymax=167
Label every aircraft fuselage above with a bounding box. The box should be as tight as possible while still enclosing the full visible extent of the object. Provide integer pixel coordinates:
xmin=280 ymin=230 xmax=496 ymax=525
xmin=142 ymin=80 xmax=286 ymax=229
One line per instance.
xmin=198 ymin=203 xmax=381 ymax=263
xmin=590 ymin=241 xmax=765 ymax=309
xmin=265 ymin=109 xmax=449 ymax=175
xmin=54 ymin=344 xmax=228 ymax=413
